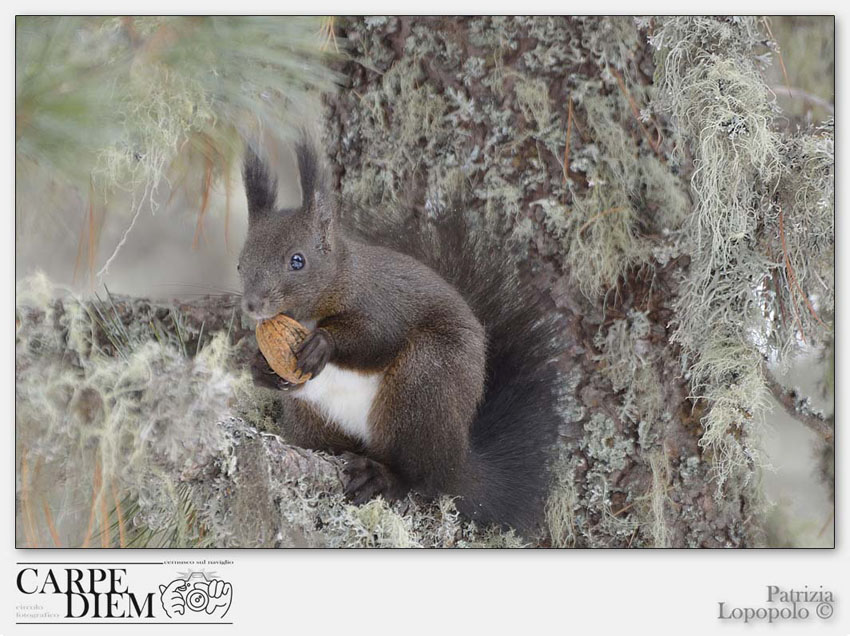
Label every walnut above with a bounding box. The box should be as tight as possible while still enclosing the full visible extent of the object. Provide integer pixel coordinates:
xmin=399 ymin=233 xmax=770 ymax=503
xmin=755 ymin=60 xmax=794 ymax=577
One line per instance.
xmin=255 ymin=314 xmax=311 ymax=384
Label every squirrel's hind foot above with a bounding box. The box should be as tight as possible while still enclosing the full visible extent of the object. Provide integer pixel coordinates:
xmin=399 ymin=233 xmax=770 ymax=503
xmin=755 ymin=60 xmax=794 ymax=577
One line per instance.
xmin=341 ymin=452 xmax=408 ymax=505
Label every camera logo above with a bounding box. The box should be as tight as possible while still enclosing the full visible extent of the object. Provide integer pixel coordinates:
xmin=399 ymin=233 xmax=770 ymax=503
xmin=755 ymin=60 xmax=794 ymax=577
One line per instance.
xmin=158 ymin=571 xmax=232 ymax=619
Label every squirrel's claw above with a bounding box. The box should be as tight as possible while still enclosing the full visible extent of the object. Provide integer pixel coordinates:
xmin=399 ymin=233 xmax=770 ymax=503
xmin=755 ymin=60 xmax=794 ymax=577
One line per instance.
xmin=295 ymin=328 xmax=333 ymax=378
xmin=341 ymin=452 xmax=407 ymax=505
xmin=250 ymin=349 xmax=297 ymax=392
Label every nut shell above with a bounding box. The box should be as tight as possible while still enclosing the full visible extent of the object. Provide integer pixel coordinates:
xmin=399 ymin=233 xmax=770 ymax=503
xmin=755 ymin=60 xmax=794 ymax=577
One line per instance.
xmin=255 ymin=314 xmax=311 ymax=384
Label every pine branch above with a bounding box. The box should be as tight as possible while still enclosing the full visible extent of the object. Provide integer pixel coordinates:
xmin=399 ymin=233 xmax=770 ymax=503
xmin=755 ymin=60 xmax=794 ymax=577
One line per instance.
xmin=762 ymin=360 xmax=833 ymax=440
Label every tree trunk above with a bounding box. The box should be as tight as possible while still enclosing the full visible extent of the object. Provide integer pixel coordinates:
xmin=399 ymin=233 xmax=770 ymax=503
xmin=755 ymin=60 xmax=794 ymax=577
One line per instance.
xmin=322 ymin=16 xmax=763 ymax=547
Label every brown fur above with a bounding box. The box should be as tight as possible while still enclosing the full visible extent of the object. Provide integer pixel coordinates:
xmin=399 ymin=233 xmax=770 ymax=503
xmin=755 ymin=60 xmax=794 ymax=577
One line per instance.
xmin=241 ymin=138 xmax=561 ymax=533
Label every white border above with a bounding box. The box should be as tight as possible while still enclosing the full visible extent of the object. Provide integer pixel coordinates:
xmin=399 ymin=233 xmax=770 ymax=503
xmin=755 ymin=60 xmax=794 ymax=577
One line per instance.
xmin=3 ymin=8 xmax=844 ymax=636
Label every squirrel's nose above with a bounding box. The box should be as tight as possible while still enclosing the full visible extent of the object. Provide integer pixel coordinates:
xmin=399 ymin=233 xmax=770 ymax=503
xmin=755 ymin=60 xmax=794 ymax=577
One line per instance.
xmin=242 ymin=297 xmax=259 ymax=315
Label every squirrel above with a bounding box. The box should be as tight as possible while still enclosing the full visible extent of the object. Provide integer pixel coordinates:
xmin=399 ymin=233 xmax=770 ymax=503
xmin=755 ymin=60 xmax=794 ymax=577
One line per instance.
xmin=238 ymin=137 xmax=562 ymax=534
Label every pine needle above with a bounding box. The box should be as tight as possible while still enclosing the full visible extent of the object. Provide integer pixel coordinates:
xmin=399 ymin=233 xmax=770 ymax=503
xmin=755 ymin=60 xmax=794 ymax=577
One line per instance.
xmin=578 ymin=206 xmax=627 ymax=237
xmin=778 ymin=205 xmax=827 ymax=343
xmin=192 ymin=157 xmax=213 ymax=249
xmin=41 ymin=497 xmax=62 ymax=547
xmin=19 ymin=447 xmax=40 ymax=548
xmin=112 ymin=481 xmax=127 ymax=548
xmin=610 ymin=67 xmax=660 ymax=156
xmin=223 ymin=159 xmax=233 ymax=254
xmin=100 ymin=481 xmax=110 ymax=548
xmin=319 ymin=16 xmax=339 ymax=53
xmin=562 ymin=96 xmax=573 ymax=185
xmin=81 ymin=459 xmax=102 ymax=548
xmin=762 ymin=18 xmax=792 ymax=99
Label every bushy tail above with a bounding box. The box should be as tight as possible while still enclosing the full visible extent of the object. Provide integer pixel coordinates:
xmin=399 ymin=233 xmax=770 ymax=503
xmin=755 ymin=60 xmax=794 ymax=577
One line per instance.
xmin=345 ymin=200 xmax=563 ymax=535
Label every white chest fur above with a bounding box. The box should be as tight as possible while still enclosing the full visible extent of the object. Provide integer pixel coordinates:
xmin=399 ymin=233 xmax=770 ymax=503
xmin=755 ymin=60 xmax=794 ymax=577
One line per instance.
xmin=292 ymin=363 xmax=382 ymax=444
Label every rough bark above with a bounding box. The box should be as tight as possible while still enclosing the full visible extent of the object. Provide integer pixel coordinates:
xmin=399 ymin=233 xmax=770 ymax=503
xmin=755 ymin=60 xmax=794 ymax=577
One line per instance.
xmin=321 ymin=16 xmax=761 ymax=547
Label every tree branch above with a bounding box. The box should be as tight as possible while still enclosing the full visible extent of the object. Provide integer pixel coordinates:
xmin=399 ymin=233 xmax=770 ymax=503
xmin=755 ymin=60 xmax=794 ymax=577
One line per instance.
xmin=762 ymin=361 xmax=833 ymax=440
xmin=770 ymin=85 xmax=835 ymax=114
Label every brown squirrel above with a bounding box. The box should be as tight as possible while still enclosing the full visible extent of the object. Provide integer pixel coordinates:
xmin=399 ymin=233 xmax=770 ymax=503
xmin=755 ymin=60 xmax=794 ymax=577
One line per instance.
xmin=239 ymin=137 xmax=561 ymax=534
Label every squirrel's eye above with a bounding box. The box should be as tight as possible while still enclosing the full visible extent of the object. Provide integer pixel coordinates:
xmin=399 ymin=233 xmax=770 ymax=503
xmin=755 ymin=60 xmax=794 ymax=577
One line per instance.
xmin=290 ymin=253 xmax=305 ymax=271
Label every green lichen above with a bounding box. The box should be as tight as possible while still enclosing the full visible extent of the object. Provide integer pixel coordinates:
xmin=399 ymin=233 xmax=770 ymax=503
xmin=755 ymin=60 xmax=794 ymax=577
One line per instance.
xmin=593 ymin=311 xmax=664 ymax=437
xmin=653 ymin=16 xmax=833 ymax=494
xmin=542 ymin=86 xmax=688 ymax=298
xmin=328 ymin=16 xmax=790 ymax=548
xmin=647 ymin=451 xmax=671 ymax=547
xmin=15 ymin=275 xmax=529 ymax=548
xmin=545 ymin=452 xmax=579 ymax=548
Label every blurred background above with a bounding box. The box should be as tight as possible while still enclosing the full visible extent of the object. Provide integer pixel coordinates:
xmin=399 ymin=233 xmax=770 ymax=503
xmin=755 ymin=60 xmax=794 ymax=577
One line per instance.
xmin=733 ymin=16 xmax=834 ymax=548
xmin=15 ymin=16 xmax=834 ymax=547
xmin=16 ymin=17 xmax=331 ymax=298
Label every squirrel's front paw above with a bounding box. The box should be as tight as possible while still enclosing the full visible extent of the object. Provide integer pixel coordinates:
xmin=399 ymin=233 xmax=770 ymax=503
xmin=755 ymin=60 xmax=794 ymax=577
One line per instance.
xmin=295 ymin=328 xmax=333 ymax=378
xmin=250 ymin=349 xmax=298 ymax=392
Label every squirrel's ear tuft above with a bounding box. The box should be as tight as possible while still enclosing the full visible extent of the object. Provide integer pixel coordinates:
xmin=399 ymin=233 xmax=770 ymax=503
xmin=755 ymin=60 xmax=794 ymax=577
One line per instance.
xmin=294 ymin=138 xmax=329 ymax=213
xmin=242 ymin=145 xmax=278 ymax=221
xmin=294 ymin=136 xmax=335 ymax=252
